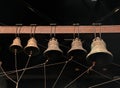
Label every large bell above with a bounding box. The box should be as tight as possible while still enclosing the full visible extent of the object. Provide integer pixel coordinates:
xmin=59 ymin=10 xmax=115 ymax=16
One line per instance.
xmin=86 ymin=37 xmax=113 ymax=66
xmin=24 ymin=37 xmax=39 ymax=56
xmin=67 ymin=37 xmax=87 ymax=59
xmin=9 ymin=37 xmax=23 ymax=53
xmin=44 ymin=37 xmax=63 ymax=59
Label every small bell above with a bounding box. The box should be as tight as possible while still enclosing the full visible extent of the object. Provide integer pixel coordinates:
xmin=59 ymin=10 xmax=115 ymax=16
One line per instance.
xmin=86 ymin=37 xmax=113 ymax=66
xmin=24 ymin=37 xmax=39 ymax=56
xmin=9 ymin=37 xmax=23 ymax=53
xmin=44 ymin=37 xmax=63 ymax=59
xmin=67 ymin=37 xmax=87 ymax=59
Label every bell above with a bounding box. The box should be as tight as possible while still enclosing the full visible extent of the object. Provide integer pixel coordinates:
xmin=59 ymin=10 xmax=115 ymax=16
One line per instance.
xmin=86 ymin=37 xmax=113 ymax=66
xmin=67 ymin=37 xmax=87 ymax=59
xmin=9 ymin=37 xmax=23 ymax=53
xmin=44 ymin=37 xmax=63 ymax=59
xmin=24 ymin=37 xmax=39 ymax=56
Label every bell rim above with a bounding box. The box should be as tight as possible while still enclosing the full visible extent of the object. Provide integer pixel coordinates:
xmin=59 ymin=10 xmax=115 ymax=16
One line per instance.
xmin=9 ymin=45 xmax=23 ymax=53
xmin=86 ymin=52 xmax=113 ymax=66
xmin=43 ymin=50 xmax=63 ymax=60
xmin=86 ymin=51 xmax=113 ymax=58
xmin=24 ymin=46 xmax=40 ymax=56
xmin=67 ymin=48 xmax=87 ymax=53
xmin=44 ymin=49 xmax=63 ymax=55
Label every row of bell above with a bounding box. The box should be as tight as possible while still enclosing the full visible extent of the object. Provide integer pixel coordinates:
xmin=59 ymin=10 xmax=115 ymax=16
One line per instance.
xmin=9 ymin=36 xmax=113 ymax=66
xmin=10 ymin=37 xmax=39 ymax=56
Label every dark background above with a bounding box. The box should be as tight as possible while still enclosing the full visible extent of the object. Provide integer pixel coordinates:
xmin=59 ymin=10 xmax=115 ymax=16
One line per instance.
xmin=0 ymin=0 xmax=120 ymax=25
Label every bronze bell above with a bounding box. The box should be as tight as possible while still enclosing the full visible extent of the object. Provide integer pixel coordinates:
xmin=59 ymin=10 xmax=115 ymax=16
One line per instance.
xmin=67 ymin=37 xmax=87 ymax=59
xmin=44 ymin=37 xmax=63 ymax=59
xmin=9 ymin=37 xmax=23 ymax=53
xmin=86 ymin=37 xmax=113 ymax=66
xmin=24 ymin=37 xmax=39 ymax=56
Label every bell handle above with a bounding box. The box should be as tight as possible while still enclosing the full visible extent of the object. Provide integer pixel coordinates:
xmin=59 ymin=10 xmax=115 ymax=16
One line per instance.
xmin=92 ymin=23 xmax=102 ymax=39
xmin=73 ymin=23 xmax=80 ymax=39
xmin=50 ymin=23 xmax=56 ymax=38
xmin=15 ymin=24 xmax=22 ymax=37
xmin=30 ymin=24 xmax=37 ymax=38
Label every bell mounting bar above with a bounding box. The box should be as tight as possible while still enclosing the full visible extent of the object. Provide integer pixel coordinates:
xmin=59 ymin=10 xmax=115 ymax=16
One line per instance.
xmin=0 ymin=25 xmax=120 ymax=34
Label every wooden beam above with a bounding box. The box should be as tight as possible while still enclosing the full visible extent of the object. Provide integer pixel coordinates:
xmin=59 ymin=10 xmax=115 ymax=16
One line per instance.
xmin=0 ymin=25 xmax=120 ymax=34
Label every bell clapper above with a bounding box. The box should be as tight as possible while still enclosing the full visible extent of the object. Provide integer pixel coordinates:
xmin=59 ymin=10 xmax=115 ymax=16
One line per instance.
xmin=68 ymin=56 xmax=74 ymax=62
xmin=14 ymin=49 xmax=17 ymax=56
xmin=29 ymin=50 xmax=33 ymax=57
xmin=65 ymin=56 xmax=73 ymax=64
xmin=87 ymin=61 xmax=96 ymax=73
xmin=43 ymin=59 xmax=49 ymax=66
xmin=64 ymin=56 xmax=73 ymax=64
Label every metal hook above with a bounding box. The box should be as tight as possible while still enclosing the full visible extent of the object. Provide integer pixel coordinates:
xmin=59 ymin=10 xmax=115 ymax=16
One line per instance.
xmin=92 ymin=23 xmax=102 ymax=39
xmin=33 ymin=25 xmax=37 ymax=37
xmin=73 ymin=23 xmax=76 ymax=39
xmin=30 ymin=24 xmax=37 ymax=37
xmin=50 ymin=23 xmax=56 ymax=38
xmin=73 ymin=23 xmax=80 ymax=39
xmin=99 ymin=23 xmax=102 ymax=39
xmin=76 ymin=23 xmax=80 ymax=38
xmin=92 ymin=23 xmax=97 ymax=39
xmin=15 ymin=24 xmax=22 ymax=37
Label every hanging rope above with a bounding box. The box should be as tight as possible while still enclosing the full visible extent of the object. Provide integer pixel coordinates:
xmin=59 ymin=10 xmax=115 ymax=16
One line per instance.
xmin=14 ymin=49 xmax=19 ymax=83
xmin=112 ymin=63 xmax=120 ymax=67
xmin=72 ymin=60 xmax=120 ymax=84
xmin=52 ymin=56 xmax=73 ymax=88
xmin=89 ymin=77 xmax=120 ymax=88
xmin=64 ymin=61 xmax=96 ymax=88
xmin=0 ymin=61 xmax=67 ymax=77
xmin=0 ymin=63 xmax=16 ymax=84
xmin=43 ymin=60 xmax=48 ymax=88
xmin=18 ymin=51 xmax=32 ymax=82
xmin=44 ymin=63 xmax=47 ymax=88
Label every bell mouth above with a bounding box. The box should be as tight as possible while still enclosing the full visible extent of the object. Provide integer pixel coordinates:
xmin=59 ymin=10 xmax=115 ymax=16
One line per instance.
xmin=67 ymin=49 xmax=87 ymax=60
xmin=24 ymin=47 xmax=40 ymax=56
xmin=86 ymin=52 xmax=113 ymax=66
xmin=10 ymin=45 xmax=23 ymax=53
xmin=44 ymin=50 xmax=63 ymax=61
